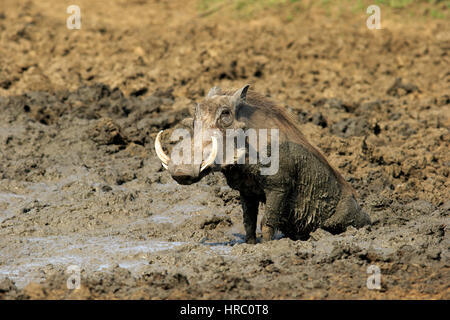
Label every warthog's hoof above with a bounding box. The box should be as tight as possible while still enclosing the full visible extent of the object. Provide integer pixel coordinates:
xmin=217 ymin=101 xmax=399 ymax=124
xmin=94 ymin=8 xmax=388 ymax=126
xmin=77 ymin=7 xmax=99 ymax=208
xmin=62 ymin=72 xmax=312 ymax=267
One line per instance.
xmin=261 ymin=225 xmax=275 ymax=243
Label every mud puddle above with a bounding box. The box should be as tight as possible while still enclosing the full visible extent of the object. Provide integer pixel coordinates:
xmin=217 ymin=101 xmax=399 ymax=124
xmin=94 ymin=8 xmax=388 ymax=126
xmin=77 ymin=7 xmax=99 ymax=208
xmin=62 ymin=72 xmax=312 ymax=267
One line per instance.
xmin=0 ymin=175 xmax=238 ymax=289
xmin=0 ymin=235 xmax=186 ymax=288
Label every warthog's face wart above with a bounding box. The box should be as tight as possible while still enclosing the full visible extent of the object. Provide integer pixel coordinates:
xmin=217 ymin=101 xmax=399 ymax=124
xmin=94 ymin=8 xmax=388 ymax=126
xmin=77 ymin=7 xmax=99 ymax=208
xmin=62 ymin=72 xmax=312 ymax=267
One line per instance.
xmin=155 ymin=85 xmax=250 ymax=185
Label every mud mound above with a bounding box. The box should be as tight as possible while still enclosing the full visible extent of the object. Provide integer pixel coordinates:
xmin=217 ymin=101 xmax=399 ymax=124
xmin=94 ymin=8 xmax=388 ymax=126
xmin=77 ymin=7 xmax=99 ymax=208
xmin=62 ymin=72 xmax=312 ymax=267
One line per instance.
xmin=0 ymin=82 xmax=448 ymax=300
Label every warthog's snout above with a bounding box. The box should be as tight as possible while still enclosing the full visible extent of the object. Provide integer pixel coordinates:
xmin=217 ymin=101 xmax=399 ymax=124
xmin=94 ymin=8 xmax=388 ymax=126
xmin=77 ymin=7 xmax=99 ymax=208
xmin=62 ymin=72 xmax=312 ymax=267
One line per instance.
xmin=154 ymin=130 xmax=218 ymax=185
xmin=169 ymin=164 xmax=201 ymax=185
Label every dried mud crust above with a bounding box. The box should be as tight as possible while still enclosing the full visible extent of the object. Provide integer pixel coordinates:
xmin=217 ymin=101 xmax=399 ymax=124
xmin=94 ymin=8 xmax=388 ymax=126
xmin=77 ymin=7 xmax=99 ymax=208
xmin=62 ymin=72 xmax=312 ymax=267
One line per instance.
xmin=0 ymin=0 xmax=449 ymax=299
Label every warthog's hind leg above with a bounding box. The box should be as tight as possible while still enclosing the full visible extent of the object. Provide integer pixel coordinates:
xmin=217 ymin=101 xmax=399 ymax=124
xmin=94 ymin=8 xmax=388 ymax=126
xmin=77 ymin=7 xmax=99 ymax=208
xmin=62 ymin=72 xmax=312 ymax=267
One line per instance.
xmin=322 ymin=195 xmax=371 ymax=234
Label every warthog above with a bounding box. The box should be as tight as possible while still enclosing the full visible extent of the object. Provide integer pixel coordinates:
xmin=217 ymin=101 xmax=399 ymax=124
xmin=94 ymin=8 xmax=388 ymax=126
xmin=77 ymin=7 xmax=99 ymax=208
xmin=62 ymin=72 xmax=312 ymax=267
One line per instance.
xmin=155 ymin=85 xmax=370 ymax=243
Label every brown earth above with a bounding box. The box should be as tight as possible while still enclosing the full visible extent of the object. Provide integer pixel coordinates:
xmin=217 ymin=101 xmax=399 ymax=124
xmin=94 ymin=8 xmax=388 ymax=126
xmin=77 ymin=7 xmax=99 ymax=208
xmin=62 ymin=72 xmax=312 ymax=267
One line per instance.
xmin=0 ymin=0 xmax=449 ymax=299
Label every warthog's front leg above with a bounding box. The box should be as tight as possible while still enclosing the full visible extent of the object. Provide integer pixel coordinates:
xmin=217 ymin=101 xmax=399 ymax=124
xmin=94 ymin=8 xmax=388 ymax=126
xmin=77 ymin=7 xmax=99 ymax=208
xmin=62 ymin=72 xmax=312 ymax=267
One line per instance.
xmin=240 ymin=193 xmax=259 ymax=244
xmin=261 ymin=190 xmax=285 ymax=242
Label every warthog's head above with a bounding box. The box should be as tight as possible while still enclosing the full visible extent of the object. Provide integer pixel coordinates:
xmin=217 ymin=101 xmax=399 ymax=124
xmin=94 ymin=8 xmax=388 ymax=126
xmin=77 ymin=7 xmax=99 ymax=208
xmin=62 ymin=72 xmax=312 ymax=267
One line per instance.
xmin=155 ymin=85 xmax=250 ymax=185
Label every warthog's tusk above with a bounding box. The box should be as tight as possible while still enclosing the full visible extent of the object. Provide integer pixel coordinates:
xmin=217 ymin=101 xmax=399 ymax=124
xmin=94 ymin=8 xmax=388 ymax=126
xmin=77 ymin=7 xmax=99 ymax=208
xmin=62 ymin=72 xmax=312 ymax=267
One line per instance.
xmin=200 ymin=136 xmax=218 ymax=172
xmin=155 ymin=130 xmax=170 ymax=167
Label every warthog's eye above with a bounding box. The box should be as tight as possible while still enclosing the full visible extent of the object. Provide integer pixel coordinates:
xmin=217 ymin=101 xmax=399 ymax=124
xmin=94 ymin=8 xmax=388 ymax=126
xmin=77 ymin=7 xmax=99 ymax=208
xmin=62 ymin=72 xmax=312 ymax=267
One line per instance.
xmin=218 ymin=108 xmax=233 ymax=127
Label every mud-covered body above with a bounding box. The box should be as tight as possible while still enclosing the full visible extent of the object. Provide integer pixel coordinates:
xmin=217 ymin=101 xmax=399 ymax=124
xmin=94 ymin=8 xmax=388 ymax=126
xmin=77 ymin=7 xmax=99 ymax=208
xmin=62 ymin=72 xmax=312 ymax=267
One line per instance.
xmin=223 ymin=141 xmax=369 ymax=240
xmin=156 ymin=85 xmax=371 ymax=243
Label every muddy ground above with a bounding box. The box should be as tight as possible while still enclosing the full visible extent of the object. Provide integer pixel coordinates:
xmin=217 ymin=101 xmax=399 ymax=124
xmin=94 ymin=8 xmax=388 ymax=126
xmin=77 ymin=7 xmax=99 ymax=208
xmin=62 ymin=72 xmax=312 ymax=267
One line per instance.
xmin=0 ymin=0 xmax=449 ymax=299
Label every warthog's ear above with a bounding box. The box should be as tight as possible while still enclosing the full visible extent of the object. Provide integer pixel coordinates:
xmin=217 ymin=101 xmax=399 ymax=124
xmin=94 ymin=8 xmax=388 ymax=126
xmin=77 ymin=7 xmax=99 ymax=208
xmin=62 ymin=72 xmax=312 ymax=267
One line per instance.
xmin=230 ymin=84 xmax=250 ymax=111
xmin=207 ymin=86 xmax=222 ymax=98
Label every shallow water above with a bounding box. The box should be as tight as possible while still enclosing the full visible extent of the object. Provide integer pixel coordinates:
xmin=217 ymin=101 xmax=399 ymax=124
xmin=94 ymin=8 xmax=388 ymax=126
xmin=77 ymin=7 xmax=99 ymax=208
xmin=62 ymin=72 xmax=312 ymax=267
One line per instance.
xmin=0 ymin=166 xmax=241 ymax=289
xmin=0 ymin=192 xmax=29 ymax=223
xmin=0 ymin=235 xmax=195 ymax=288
